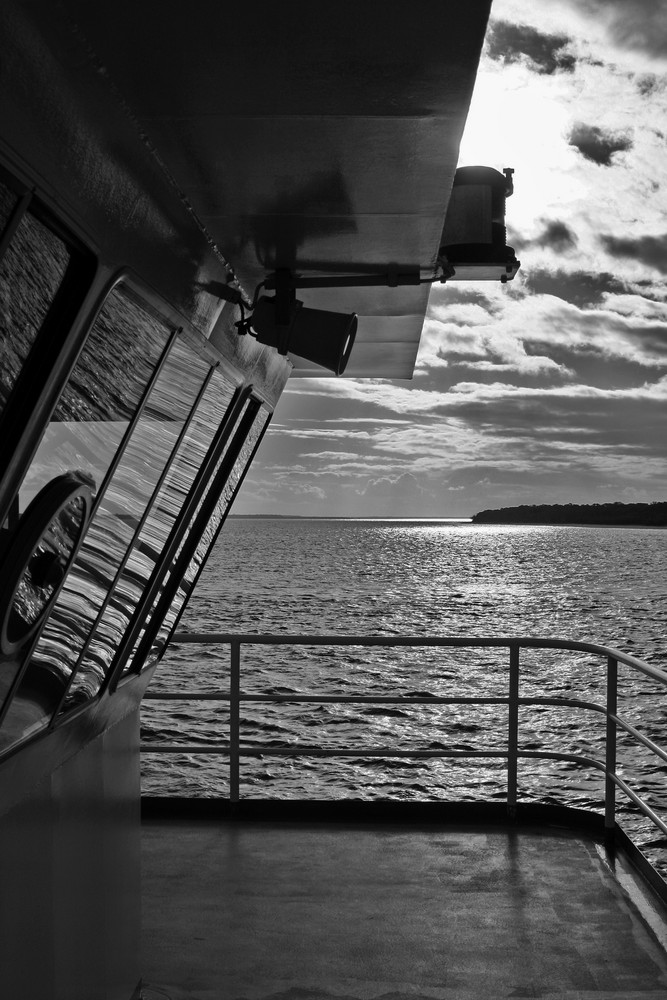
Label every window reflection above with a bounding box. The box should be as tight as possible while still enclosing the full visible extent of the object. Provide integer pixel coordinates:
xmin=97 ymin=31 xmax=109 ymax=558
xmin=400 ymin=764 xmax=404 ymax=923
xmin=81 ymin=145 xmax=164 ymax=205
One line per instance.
xmin=134 ymin=405 xmax=271 ymax=666
xmin=8 ymin=492 xmax=89 ymax=647
xmin=65 ymin=365 xmax=238 ymax=704
xmin=19 ymin=287 xmax=169 ymax=512
xmin=0 ymin=181 xmax=18 ymax=238
xmin=0 ymin=474 xmax=92 ymax=750
xmin=0 ymin=204 xmax=71 ymax=418
xmin=0 ymin=287 xmax=171 ymax=751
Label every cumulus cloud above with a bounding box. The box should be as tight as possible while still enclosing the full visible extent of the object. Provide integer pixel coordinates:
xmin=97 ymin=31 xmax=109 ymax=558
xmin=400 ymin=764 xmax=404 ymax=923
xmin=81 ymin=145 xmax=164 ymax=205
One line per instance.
xmin=568 ymin=122 xmax=633 ymax=165
xmin=496 ymin=0 xmax=667 ymax=69
xmin=509 ymin=221 xmax=579 ymax=256
xmin=566 ymin=0 xmax=667 ymax=61
xmin=535 ymin=220 xmax=578 ymax=252
xmin=292 ymin=485 xmax=327 ymax=500
xmin=360 ymin=473 xmax=429 ymax=499
xmin=600 ymin=233 xmax=667 ymax=274
xmin=486 ymin=20 xmax=576 ymax=73
xmin=636 ymin=74 xmax=664 ymax=97
xmin=523 ymin=269 xmax=627 ymax=307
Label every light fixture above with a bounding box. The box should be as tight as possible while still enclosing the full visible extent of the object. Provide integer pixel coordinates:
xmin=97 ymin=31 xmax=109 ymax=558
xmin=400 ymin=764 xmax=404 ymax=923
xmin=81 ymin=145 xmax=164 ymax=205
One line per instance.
xmin=221 ymin=165 xmax=520 ymax=372
xmin=250 ymin=295 xmax=358 ymax=376
xmin=439 ymin=166 xmax=520 ymax=282
xmin=231 ymin=161 xmax=522 ymax=376
xmin=234 ymin=266 xmax=427 ymax=375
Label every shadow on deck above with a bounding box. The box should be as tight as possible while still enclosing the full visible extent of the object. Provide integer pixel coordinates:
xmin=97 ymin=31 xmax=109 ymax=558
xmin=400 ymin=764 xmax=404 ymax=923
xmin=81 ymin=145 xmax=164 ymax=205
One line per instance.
xmin=139 ymin=802 xmax=667 ymax=1000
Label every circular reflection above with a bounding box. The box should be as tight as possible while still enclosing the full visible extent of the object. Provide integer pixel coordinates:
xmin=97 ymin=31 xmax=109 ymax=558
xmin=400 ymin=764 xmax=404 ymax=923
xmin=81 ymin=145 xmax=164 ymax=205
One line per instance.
xmin=0 ymin=475 xmax=92 ymax=655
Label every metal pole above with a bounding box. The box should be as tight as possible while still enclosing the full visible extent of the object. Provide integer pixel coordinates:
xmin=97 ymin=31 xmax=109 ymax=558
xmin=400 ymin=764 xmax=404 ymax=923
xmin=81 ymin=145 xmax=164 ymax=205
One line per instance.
xmin=230 ymin=640 xmax=240 ymax=804
xmin=507 ymin=644 xmax=520 ymax=819
xmin=605 ymin=655 xmax=618 ymax=848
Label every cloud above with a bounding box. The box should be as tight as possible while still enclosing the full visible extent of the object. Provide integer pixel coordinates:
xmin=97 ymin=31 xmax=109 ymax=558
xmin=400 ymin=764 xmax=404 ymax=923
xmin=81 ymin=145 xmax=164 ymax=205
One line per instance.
xmin=568 ymin=122 xmax=633 ymax=165
xmin=280 ymin=427 xmax=374 ymax=441
xmin=510 ymin=220 xmax=578 ymax=256
xmin=636 ymin=74 xmax=664 ymax=97
xmin=360 ymin=472 xmax=429 ymax=499
xmin=486 ymin=20 xmax=576 ymax=74
xmin=568 ymin=0 xmax=667 ymax=60
xmin=496 ymin=1 xmax=667 ymax=69
xmin=600 ymin=233 xmax=667 ymax=274
xmin=291 ymin=484 xmax=327 ymax=500
xmin=535 ymin=220 xmax=578 ymax=252
xmin=522 ymin=269 xmax=627 ymax=307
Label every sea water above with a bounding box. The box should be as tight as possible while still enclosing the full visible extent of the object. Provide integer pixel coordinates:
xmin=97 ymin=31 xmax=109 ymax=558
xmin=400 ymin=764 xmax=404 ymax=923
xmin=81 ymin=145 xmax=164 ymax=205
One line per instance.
xmin=141 ymin=517 xmax=667 ymax=860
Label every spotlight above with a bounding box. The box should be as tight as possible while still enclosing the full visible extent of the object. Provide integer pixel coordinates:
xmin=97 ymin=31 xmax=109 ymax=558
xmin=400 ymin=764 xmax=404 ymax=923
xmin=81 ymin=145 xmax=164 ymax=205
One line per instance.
xmin=250 ymin=295 xmax=357 ymax=375
xmin=439 ymin=166 xmax=520 ymax=282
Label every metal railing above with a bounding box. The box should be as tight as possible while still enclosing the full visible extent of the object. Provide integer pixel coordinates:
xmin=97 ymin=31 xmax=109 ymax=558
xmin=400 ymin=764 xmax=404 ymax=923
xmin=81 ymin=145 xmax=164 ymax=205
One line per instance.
xmin=141 ymin=633 xmax=667 ymax=839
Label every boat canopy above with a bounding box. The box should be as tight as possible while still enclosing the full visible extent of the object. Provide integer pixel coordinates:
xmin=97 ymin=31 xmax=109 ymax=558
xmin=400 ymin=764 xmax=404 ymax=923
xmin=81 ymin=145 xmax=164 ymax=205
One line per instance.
xmin=62 ymin=0 xmax=491 ymax=377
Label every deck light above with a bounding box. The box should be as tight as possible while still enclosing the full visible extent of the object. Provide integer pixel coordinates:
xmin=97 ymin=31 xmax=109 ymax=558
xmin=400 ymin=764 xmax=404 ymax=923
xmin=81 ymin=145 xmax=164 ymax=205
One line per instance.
xmin=234 ymin=266 xmax=425 ymax=375
xmin=439 ymin=166 xmax=520 ymax=282
xmin=249 ymin=294 xmax=357 ymax=376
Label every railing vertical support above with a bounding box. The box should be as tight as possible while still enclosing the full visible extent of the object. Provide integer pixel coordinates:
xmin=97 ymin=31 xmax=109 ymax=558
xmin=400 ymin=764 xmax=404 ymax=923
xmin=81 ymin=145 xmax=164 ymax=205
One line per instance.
xmin=230 ymin=640 xmax=241 ymax=805
xmin=507 ymin=643 xmax=520 ymax=820
xmin=605 ymin=654 xmax=618 ymax=848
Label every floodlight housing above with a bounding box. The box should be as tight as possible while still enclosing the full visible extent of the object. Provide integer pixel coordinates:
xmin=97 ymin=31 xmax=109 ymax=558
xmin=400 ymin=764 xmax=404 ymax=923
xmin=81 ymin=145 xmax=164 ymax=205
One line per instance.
xmin=250 ymin=295 xmax=357 ymax=375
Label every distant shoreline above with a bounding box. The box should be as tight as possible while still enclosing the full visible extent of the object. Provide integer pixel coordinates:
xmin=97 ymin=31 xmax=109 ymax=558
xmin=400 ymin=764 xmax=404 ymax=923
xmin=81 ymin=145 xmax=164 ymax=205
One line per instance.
xmin=471 ymin=502 xmax=667 ymax=527
xmin=230 ymin=503 xmax=667 ymax=527
xmin=229 ymin=514 xmax=473 ymax=521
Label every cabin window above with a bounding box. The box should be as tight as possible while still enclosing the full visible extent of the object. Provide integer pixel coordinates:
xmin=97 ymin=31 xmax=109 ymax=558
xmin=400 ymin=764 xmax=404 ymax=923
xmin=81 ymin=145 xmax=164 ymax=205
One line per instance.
xmin=58 ymin=345 xmax=238 ymax=708
xmin=130 ymin=401 xmax=271 ymax=668
xmin=0 ymin=284 xmax=172 ymax=751
xmin=0 ymin=181 xmax=19 ymax=234
xmin=0 ymin=201 xmax=71 ymax=418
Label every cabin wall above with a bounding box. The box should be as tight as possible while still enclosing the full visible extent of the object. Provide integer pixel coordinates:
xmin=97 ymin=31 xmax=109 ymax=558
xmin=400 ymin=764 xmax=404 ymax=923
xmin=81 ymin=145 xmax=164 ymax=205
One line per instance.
xmin=0 ymin=709 xmax=141 ymax=1000
xmin=0 ymin=5 xmax=292 ymax=999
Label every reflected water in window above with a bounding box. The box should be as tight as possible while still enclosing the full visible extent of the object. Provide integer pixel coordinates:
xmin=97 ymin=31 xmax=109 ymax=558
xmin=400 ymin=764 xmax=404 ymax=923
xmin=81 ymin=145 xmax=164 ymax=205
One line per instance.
xmin=0 ymin=475 xmax=91 ymax=750
xmin=66 ymin=365 xmax=238 ymax=703
xmin=138 ymin=405 xmax=271 ymax=665
xmin=8 ymin=494 xmax=88 ymax=647
xmin=0 ymin=181 xmax=18 ymax=234
xmin=0 ymin=203 xmax=71 ymax=417
xmin=0 ymin=287 xmax=171 ymax=750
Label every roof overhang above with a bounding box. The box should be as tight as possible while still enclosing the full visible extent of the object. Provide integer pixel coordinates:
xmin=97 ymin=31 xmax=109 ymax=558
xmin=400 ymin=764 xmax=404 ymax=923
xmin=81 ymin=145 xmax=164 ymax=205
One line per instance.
xmin=61 ymin=1 xmax=491 ymax=377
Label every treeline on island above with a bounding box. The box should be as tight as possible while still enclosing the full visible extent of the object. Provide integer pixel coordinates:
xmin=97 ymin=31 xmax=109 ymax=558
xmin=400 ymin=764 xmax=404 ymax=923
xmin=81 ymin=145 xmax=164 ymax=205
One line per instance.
xmin=472 ymin=502 xmax=667 ymax=527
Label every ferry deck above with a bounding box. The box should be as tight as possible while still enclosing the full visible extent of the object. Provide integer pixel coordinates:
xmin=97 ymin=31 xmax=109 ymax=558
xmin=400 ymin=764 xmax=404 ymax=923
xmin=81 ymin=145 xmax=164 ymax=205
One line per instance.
xmin=139 ymin=807 xmax=667 ymax=999
xmin=136 ymin=631 xmax=667 ymax=1000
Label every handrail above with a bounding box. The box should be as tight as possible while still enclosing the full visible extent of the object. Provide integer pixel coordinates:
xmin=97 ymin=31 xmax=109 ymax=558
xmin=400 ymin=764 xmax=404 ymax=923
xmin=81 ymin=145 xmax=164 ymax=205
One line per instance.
xmin=141 ymin=633 xmax=667 ymax=842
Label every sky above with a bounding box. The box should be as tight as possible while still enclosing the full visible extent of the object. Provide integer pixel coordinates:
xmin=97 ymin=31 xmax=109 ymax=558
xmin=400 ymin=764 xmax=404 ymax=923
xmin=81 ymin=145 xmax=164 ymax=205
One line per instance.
xmin=235 ymin=0 xmax=667 ymax=518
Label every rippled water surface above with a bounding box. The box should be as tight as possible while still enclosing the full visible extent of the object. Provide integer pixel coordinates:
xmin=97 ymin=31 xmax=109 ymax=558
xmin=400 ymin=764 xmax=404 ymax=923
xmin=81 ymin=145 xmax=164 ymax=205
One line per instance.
xmin=141 ymin=517 xmax=667 ymax=867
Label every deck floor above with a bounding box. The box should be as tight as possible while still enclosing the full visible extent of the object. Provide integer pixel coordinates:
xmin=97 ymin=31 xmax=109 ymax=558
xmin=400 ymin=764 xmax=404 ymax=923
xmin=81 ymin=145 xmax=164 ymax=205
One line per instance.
xmin=140 ymin=820 xmax=667 ymax=1000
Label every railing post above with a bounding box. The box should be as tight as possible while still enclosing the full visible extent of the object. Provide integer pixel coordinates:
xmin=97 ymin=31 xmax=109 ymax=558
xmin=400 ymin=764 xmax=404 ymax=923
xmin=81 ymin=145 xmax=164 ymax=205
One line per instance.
xmin=507 ymin=643 xmax=520 ymax=820
xmin=229 ymin=640 xmax=240 ymax=806
xmin=605 ymin=654 xmax=617 ymax=848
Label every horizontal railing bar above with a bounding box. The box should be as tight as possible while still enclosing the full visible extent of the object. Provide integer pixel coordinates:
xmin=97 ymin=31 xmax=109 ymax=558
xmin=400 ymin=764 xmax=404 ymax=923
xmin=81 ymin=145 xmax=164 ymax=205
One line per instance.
xmin=172 ymin=632 xmax=667 ymax=686
xmin=140 ymin=744 xmax=604 ymax=772
xmin=518 ymin=750 xmax=605 ymax=771
xmin=144 ymin=691 xmax=227 ymax=700
xmin=143 ymin=691 xmax=606 ymax=714
xmin=612 ymin=714 xmax=667 ymax=767
xmin=143 ymin=692 xmax=509 ymax=704
xmin=140 ymin=746 xmax=509 ymax=758
xmin=610 ymin=772 xmax=667 ymax=838
xmin=142 ymin=745 xmax=230 ymax=753
xmin=141 ymin=632 xmax=667 ymax=846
